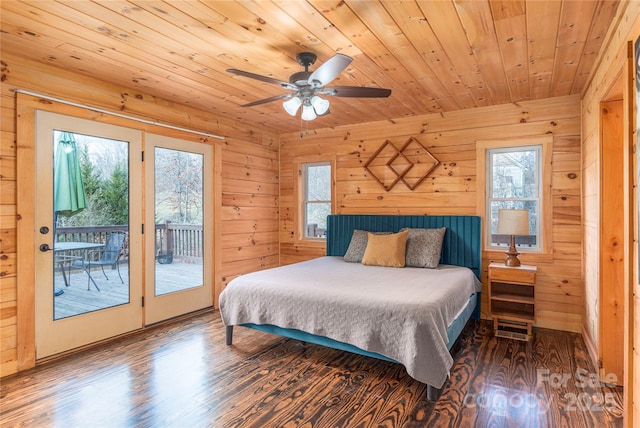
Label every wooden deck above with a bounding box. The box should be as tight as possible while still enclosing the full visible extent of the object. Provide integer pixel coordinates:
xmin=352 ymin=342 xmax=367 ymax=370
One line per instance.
xmin=54 ymin=261 xmax=203 ymax=319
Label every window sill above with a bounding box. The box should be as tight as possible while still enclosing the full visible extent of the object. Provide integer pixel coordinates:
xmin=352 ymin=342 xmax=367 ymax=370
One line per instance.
xmin=295 ymin=238 xmax=326 ymax=246
xmin=484 ymin=249 xmax=553 ymax=264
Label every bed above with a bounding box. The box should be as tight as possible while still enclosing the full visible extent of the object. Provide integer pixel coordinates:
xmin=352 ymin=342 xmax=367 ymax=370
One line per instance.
xmin=219 ymin=214 xmax=482 ymax=400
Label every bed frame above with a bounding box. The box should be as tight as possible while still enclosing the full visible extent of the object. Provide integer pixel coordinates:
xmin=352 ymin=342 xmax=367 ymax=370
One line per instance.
xmin=226 ymin=214 xmax=482 ymax=400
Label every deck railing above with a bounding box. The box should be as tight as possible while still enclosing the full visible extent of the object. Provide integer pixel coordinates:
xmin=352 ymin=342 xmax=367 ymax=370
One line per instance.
xmin=154 ymin=222 xmax=204 ymax=262
xmin=55 ymin=222 xmax=203 ymax=263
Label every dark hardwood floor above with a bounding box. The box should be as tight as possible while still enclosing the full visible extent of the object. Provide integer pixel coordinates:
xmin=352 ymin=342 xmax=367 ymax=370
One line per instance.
xmin=0 ymin=311 xmax=623 ymax=427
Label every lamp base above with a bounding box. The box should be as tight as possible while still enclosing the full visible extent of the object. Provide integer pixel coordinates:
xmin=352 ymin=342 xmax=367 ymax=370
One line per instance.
xmin=504 ymin=252 xmax=521 ymax=267
xmin=504 ymin=235 xmax=521 ymax=267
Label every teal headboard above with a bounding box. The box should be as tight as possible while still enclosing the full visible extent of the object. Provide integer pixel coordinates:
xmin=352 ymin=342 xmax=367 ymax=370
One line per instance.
xmin=326 ymin=214 xmax=482 ymax=280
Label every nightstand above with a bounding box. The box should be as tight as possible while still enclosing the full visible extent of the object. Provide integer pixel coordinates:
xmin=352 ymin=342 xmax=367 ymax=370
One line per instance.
xmin=488 ymin=262 xmax=537 ymax=341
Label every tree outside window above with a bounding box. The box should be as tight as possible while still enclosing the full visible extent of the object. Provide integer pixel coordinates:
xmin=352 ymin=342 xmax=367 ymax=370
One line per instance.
xmin=54 ymin=132 xmax=130 ymax=228
xmin=487 ymin=146 xmax=541 ymax=249
xmin=154 ymin=147 xmax=203 ymax=225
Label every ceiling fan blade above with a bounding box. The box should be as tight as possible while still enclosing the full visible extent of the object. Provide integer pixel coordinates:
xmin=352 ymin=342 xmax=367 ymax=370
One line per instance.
xmin=326 ymin=86 xmax=392 ymax=98
xmin=227 ymin=68 xmax=298 ymax=91
xmin=308 ymin=54 xmax=352 ymax=87
xmin=240 ymin=93 xmax=292 ymax=107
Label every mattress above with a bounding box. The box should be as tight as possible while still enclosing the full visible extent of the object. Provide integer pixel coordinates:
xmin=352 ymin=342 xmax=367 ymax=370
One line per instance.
xmin=219 ymin=256 xmax=482 ymax=388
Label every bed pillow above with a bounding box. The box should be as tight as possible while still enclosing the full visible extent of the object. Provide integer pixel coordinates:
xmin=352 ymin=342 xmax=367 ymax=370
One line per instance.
xmin=361 ymin=230 xmax=409 ymax=268
xmin=403 ymin=227 xmax=446 ymax=268
xmin=343 ymin=230 xmax=369 ymax=263
xmin=343 ymin=230 xmax=391 ymax=263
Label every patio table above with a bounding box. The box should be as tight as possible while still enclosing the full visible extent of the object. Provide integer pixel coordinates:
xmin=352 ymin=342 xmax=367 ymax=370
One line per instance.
xmin=54 ymin=242 xmax=103 ymax=294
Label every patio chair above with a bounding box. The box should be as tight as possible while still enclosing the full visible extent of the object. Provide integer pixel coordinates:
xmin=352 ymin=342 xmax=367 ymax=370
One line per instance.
xmin=73 ymin=231 xmax=127 ymax=291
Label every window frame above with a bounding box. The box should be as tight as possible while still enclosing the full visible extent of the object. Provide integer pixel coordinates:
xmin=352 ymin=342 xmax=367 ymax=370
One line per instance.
xmin=294 ymin=156 xmax=336 ymax=242
xmin=476 ymin=135 xmax=553 ymax=261
xmin=486 ymin=144 xmax=542 ymax=250
xmin=302 ymin=161 xmax=331 ymax=239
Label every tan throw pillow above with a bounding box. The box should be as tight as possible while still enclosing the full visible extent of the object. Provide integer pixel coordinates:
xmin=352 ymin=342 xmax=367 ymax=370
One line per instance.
xmin=361 ymin=229 xmax=409 ymax=268
xmin=343 ymin=230 xmax=392 ymax=263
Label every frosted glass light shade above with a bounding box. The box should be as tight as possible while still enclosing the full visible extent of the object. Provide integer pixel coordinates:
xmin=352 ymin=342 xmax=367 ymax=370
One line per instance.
xmin=311 ymin=96 xmax=330 ymax=115
xmin=497 ymin=209 xmax=529 ymax=235
xmin=301 ymin=104 xmax=317 ymax=121
xmin=283 ymin=97 xmax=302 ymax=116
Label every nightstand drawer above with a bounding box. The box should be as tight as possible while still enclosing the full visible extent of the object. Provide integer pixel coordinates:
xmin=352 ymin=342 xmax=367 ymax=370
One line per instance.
xmin=490 ymin=266 xmax=536 ymax=284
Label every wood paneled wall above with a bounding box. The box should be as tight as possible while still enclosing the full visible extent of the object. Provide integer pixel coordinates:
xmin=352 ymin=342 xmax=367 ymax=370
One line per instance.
xmin=0 ymin=53 xmax=279 ymax=377
xmin=280 ymin=95 xmax=582 ymax=333
xmin=580 ymin=1 xmax=640 ymax=423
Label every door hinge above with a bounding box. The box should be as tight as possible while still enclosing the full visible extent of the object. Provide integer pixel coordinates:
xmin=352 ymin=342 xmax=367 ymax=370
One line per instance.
xmin=142 ymin=296 xmax=145 ymax=307
xmin=141 ymin=151 xmax=144 ymax=161
xmin=141 ymin=224 xmax=144 ymax=234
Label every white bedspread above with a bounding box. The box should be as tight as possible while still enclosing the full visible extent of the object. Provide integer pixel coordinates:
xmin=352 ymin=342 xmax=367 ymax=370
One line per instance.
xmin=219 ymin=256 xmax=481 ymax=388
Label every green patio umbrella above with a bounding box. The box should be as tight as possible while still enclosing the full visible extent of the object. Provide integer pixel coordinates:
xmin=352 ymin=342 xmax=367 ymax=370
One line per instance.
xmin=54 ymin=131 xmax=87 ymax=219
xmin=53 ymin=132 xmax=86 ymax=297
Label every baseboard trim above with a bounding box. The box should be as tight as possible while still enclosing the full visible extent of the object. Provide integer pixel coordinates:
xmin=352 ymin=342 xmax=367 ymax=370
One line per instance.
xmin=581 ymin=324 xmax=599 ymax=371
xmin=34 ymin=307 xmax=215 ymax=368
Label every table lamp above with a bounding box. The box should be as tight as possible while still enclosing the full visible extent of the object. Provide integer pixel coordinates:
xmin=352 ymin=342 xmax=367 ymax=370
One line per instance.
xmin=497 ymin=209 xmax=529 ymax=267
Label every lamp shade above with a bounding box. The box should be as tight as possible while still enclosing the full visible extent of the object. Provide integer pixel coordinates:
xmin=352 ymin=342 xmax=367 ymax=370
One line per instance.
xmin=497 ymin=209 xmax=529 ymax=236
xmin=301 ymin=103 xmax=317 ymax=121
xmin=311 ymin=96 xmax=330 ymax=115
xmin=283 ymin=97 xmax=302 ymax=116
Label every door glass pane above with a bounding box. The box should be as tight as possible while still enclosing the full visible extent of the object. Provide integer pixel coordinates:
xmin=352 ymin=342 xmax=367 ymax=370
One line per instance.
xmin=154 ymin=147 xmax=204 ymax=296
xmin=53 ymin=131 xmax=130 ymax=320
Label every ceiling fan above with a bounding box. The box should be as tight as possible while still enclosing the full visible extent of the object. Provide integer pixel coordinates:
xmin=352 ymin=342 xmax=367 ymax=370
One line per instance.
xmin=227 ymin=52 xmax=392 ymax=121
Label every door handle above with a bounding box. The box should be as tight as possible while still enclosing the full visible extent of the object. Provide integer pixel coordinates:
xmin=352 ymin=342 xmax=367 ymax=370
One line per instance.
xmin=39 ymin=244 xmax=53 ymax=252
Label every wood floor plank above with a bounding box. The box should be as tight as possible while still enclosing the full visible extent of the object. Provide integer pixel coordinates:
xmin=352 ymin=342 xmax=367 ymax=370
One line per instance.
xmin=0 ymin=311 xmax=623 ymax=427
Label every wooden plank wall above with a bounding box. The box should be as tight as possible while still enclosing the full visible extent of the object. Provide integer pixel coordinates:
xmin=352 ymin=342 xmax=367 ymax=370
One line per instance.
xmin=580 ymin=1 xmax=640 ymax=423
xmin=0 ymin=53 xmax=280 ymax=377
xmin=280 ymin=95 xmax=582 ymax=333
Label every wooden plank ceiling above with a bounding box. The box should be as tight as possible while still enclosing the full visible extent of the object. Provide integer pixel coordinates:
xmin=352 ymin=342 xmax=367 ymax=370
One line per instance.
xmin=0 ymin=0 xmax=619 ymax=134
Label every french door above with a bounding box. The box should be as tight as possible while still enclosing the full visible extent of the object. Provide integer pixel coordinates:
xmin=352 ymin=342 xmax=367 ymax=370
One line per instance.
xmin=144 ymin=134 xmax=212 ymax=324
xmin=35 ymin=112 xmax=213 ymax=358
xmin=35 ymin=111 xmax=143 ymax=358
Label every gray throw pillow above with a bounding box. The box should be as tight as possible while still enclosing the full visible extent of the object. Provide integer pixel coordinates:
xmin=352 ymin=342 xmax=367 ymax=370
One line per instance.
xmin=343 ymin=230 xmax=391 ymax=263
xmin=403 ymin=227 xmax=446 ymax=268
xmin=343 ymin=230 xmax=370 ymax=263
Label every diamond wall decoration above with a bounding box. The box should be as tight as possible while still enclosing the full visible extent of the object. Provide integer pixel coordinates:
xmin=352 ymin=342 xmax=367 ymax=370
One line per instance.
xmin=363 ymin=137 xmax=440 ymax=191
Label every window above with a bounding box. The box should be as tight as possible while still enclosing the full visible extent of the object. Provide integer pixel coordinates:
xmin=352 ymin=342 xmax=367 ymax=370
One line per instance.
xmin=487 ymin=145 xmax=541 ymax=250
xmin=302 ymin=161 xmax=332 ymax=239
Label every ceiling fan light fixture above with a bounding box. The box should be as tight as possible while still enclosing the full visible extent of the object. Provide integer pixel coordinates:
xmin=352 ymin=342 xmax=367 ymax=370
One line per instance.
xmin=283 ymin=97 xmax=302 ymax=116
xmin=228 ymin=52 xmax=391 ymax=122
xmin=301 ymin=103 xmax=317 ymax=121
xmin=311 ymin=96 xmax=330 ymax=115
